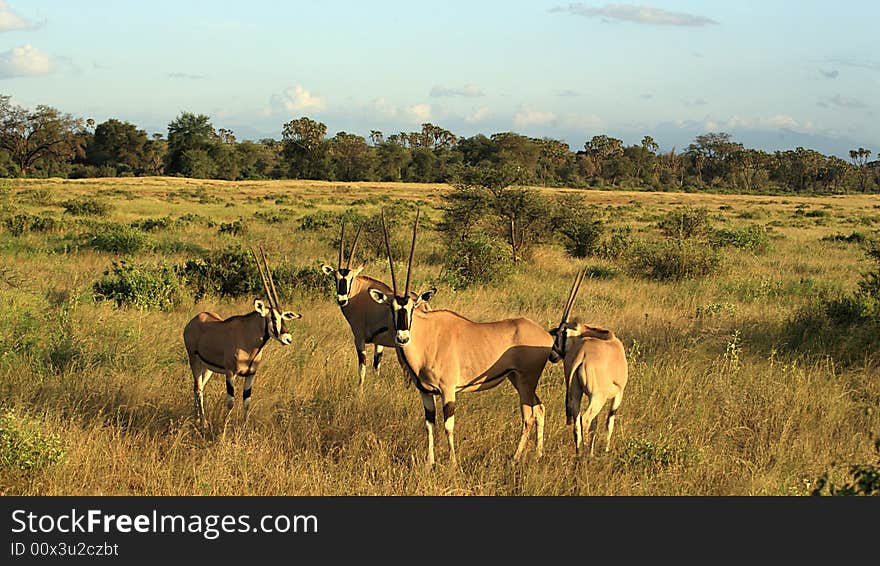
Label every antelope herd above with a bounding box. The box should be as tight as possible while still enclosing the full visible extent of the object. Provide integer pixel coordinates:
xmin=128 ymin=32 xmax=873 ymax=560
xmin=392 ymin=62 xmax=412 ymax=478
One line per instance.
xmin=183 ymin=210 xmax=628 ymax=465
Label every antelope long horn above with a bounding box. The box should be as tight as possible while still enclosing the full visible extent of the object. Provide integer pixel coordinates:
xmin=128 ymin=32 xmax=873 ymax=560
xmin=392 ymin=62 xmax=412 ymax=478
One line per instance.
xmin=404 ymin=208 xmax=420 ymax=298
xmin=346 ymin=225 xmax=363 ymax=270
xmin=562 ymin=269 xmax=586 ymax=325
xmin=260 ymin=246 xmax=281 ymax=309
xmin=251 ymin=247 xmax=275 ymax=309
xmin=381 ymin=211 xmax=398 ymax=295
xmin=338 ymin=221 xmax=346 ymax=269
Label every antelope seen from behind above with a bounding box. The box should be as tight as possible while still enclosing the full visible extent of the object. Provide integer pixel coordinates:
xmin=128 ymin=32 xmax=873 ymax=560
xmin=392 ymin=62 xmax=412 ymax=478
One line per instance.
xmin=183 ymin=248 xmax=302 ymax=428
xmin=549 ymin=269 xmax=628 ymax=456
xmin=369 ymin=210 xmax=553 ymax=466
xmin=321 ymin=221 xmax=425 ymax=385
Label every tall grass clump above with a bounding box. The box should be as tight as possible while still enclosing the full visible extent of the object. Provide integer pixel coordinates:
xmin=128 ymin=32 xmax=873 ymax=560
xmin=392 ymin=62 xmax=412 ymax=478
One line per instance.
xmin=3 ymin=213 xmax=62 ymax=236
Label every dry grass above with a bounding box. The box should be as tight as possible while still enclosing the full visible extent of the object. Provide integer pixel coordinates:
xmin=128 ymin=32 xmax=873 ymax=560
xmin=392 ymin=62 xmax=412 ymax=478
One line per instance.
xmin=1 ymin=177 xmax=878 ymax=495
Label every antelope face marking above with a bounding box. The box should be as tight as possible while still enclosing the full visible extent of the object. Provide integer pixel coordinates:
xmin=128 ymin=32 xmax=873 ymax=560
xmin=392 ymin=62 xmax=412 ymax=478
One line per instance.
xmin=549 ymin=324 xmax=576 ymax=363
xmin=322 ymin=265 xmax=363 ymax=307
xmin=369 ymin=288 xmax=436 ymax=346
xmin=255 ymin=299 xmax=301 ymax=345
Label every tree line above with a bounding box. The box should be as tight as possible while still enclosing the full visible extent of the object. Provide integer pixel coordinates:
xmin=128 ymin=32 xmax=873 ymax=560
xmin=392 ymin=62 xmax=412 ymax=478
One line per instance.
xmin=1 ymin=94 xmax=878 ymax=194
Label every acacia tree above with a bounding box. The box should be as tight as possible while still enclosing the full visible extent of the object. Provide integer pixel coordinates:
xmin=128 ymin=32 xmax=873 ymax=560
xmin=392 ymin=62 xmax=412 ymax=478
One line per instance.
xmin=0 ymin=95 xmax=87 ymax=176
xmin=165 ymin=112 xmax=216 ymax=175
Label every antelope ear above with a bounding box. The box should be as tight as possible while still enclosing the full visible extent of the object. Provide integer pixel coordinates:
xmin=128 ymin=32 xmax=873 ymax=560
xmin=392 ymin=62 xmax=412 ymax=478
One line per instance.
xmin=254 ymin=299 xmax=269 ymax=316
xmin=565 ymin=327 xmax=578 ymax=337
xmin=417 ymin=288 xmax=437 ymax=305
xmin=369 ymin=289 xmax=388 ymax=304
xmin=352 ymin=265 xmax=365 ymax=277
xmin=282 ymin=311 xmax=302 ymax=320
xmin=321 ymin=264 xmax=335 ymax=276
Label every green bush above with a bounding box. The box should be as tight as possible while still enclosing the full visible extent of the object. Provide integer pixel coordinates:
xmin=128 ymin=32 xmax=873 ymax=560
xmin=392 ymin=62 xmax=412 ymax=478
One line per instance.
xmin=131 ymin=216 xmax=174 ymax=231
xmin=441 ymin=233 xmax=513 ymax=289
xmin=218 ymin=218 xmax=247 ymax=236
xmin=710 ymin=225 xmax=771 ymax=253
xmin=657 ymin=206 xmax=712 ymax=239
xmin=93 ymin=261 xmax=186 ymax=310
xmin=822 ymin=232 xmax=867 ymax=244
xmin=597 ymin=226 xmax=634 ymax=259
xmin=85 ymin=224 xmax=154 ymax=254
xmin=59 ymin=197 xmax=112 ymax=216
xmin=3 ymin=213 xmax=62 ymax=236
xmin=0 ymin=408 xmax=65 ymax=473
xmin=627 ymin=239 xmax=722 ymax=281
xmin=614 ymin=436 xmax=696 ymax=473
xmin=180 ymin=247 xmax=330 ymax=301
xmin=558 ymin=214 xmax=604 ymax=258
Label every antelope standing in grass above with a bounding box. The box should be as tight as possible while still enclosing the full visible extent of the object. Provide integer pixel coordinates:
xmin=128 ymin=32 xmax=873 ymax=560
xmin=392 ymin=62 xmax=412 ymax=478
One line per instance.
xmin=549 ymin=269 xmax=628 ymax=456
xmin=321 ymin=221 xmax=426 ymax=385
xmin=183 ymin=248 xmax=302 ymax=428
xmin=369 ymin=211 xmax=553 ymax=466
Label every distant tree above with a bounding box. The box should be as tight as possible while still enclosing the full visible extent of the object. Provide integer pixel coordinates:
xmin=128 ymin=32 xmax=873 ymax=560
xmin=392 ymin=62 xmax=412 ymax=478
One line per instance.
xmin=87 ymin=119 xmax=151 ymax=174
xmin=282 ymin=116 xmax=328 ymax=179
xmin=0 ymin=95 xmax=87 ymax=176
xmin=686 ymin=132 xmax=743 ymax=185
xmin=369 ymin=130 xmax=384 ymax=146
xmin=375 ymin=139 xmax=411 ymax=181
xmin=850 ymin=147 xmax=873 ymax=192
xmin=165 ymin=112 xmax=215 ymax=175
xmin=329 ymin=131 xmax=374 ymax=181
xmin=236 ymin=140 xmax=279 ymax=179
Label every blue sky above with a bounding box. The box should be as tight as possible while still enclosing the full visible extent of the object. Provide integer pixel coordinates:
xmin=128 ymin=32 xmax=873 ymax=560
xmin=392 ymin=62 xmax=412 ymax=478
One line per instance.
xmin=1 ymin=0 xmax=877 ymax=158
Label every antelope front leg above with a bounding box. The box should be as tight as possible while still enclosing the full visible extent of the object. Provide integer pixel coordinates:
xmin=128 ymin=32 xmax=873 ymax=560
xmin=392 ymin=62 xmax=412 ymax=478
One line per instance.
xmin=513 ymin=403 xmax=536 ymax=462
xmin=441 ymin=390 xmax=457 ymax=467
xmin=242 ymin=374 xmax=255 ymax=423
xmin=372 ymin=344 xmax=384 ymax=374
xmin=355 ymin=339 xmax=367 ymax=386
xmin=420 ymin=392 xmax=436 ymax=468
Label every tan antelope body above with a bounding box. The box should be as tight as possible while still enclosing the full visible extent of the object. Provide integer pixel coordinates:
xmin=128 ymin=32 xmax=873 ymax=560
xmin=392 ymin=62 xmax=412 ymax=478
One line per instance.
xmin=322 ymin=222 xmax=425 ymax=385
xmin=370 ymin=211 xmax=553 ymax=466
xmin=184 ymin=249 xmax=301 ymax=427
xmin=549 ymin=270 xmax=628 ymax=456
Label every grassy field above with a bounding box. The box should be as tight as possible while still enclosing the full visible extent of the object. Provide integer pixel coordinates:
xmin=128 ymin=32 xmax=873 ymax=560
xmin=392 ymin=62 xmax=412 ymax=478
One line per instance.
xmin=1 ymin=176 xmax=878 ymax=495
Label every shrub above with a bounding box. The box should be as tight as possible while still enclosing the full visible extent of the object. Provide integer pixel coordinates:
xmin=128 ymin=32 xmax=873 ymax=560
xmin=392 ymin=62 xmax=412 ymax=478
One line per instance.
xmin=596 ymin=226 xmax=634 ymax=259
xmin=657 ymin=206 xmax=711 ymax=239
xmin=218 ymin=218 xmax=247 ymax=236
xmin=558 ymin=214 xmax=604 ymax=258
xmin=85 ymin=224 xmax=154 ymax=254
xmin=93 ymin=261 xmax=186 ymax=310
xmin=822 ymin=232 xmax=867 ymax=244
xmin=812 ymin=440 xmax=880 ymax=496
xmin=710 ymin=225 xmax=771 ymax=253
xmin=131 ymin=216 xmax=174 ymax=231
xmin=614 ymin=436 xmax=696 ymax=473
xmin=59 ymin=197 xmax=112 ymax=216
xmin=441 ymin=233 xmax=513 ymax=289
xmin=180 ymin=247 xmax=331 ymax=301
xmin=300 ymin=210 xmax=341 ymax=231
xmin=0 ymin=408 xmax=65 ymax=473
xmin=627 ymin=239 xmax=722 ymax=281
xmin=3 ymin=213 xmax=61 ymax=236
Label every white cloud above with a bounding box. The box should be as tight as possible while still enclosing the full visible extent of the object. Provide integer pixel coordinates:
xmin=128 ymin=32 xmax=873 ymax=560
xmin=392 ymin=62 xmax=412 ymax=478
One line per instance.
xmin=366 ymin=97 xmax=398 ymax=119
xmin=0 ymin=1 xmax=34 ymax=32
xmin=430 ymin=84 xmax=484 ymax=98
xmin=465 ymin=106 xmax=491 ymax=124
xmin=405 ymin=103 xmax=432 ymax=123
xmin=704 ymin=114 xmax=813 ymax=133
xmin=559 ymin=113 xmax=603 ymax=130
xmin=168 ymin=72 xmax=206 ymax=80
xmin=550 ymin=3 xmax=718 ymax=27
xmin=0 ymin=44 xmax=53 ymax=78
xmin=513 ymin=105 xmax=556 ymax=127
xmin=827 ymin=94 xmax=867 ymax=109
xmin=269 ymin=85 xmax=326 ymax=115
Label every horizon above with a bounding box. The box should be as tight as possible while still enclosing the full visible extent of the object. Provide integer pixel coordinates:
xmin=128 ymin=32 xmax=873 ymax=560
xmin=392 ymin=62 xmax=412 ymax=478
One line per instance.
xmin=1 ymin=1 xmax=878 ymax=160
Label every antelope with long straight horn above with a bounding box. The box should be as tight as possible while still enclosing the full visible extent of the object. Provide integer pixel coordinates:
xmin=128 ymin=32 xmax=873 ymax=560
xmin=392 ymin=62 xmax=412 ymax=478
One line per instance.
xmin=183 ymin=247 xmax=302 ymax=428
xmin=548 ymin=269 xmax=628 ymax=456
xmin=368 ymin=210 xmax=553 ymax=466
xmin=321 ymin=220 xmax=426 ymax=385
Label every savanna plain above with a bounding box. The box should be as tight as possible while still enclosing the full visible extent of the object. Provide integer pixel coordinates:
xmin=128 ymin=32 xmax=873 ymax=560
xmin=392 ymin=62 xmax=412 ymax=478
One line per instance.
xmin=1 ymin=176 xmax=878 ymax=495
